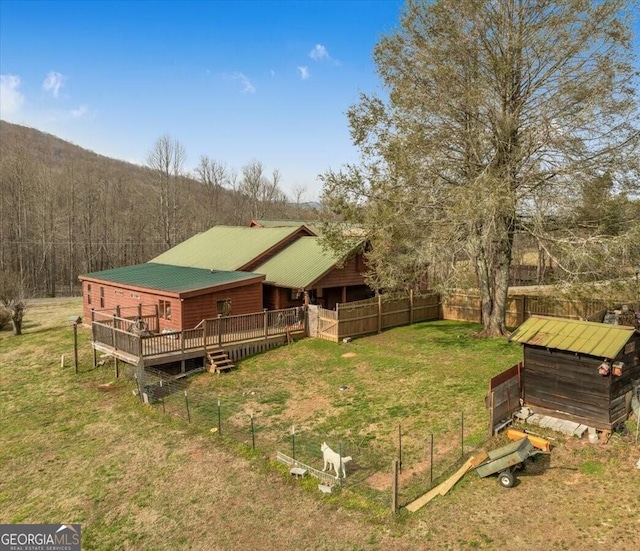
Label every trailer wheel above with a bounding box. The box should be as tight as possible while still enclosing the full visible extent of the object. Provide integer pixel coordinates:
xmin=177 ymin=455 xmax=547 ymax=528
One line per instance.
xmin=498 ymin=471 xmax=515 ymax=488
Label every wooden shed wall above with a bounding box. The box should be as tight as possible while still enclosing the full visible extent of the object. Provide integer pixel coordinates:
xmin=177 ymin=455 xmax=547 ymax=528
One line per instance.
xmin=181 ymin=282 xmax=263 ymax=328
xmin=522 ymin=337 xmax=640 ymax=429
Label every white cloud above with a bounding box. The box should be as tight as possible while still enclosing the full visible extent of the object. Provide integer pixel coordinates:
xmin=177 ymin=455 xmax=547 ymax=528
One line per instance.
xmin=0 ymin=74 xmax=25 ymax=117
xmin=230 ymin=72 xmax=256 ymax=94
xmin=309 ymin=44 xmax=340 ymax=65
xmin=309 ymin=44 xmax=330 ymax=61
xmin=297 ymin=66 xmax=310 ymax=80
xmin=70 ymin=104 xmax=89 ymax=118
xmin=42 ymin=71 xmax=65 ymax=97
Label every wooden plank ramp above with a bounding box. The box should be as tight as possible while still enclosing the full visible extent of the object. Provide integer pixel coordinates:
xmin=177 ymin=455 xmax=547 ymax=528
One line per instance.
xmin=405 ymin=451 xmax=488 ymax=512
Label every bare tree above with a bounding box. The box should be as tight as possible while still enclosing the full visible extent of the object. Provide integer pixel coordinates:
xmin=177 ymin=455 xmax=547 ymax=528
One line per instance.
xmin=147 ymin=135 xmax=187 ymax=248
xmin=238 ymin=160 xmax=288 ymax=221
xmin=195 ymin=155 xmax=228 ymax=227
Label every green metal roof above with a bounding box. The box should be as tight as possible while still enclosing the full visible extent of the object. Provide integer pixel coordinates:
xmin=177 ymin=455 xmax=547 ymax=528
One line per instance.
xmin=251 ymin=219 xmax=319 ymax=234
xmin=150 ymin=226 xmax=305 ymax=270
xmin=254 ymin=237 xmax=343 ymax=288
xmin=82 ymin=263 xmax=261 ymax=294
xmin=509 ymin=315 xmax=636 ymax=359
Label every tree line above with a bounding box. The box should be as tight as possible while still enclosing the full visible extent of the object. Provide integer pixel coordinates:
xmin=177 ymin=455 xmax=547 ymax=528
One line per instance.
xmin=0 ymin=121 xmax=317 ymax=301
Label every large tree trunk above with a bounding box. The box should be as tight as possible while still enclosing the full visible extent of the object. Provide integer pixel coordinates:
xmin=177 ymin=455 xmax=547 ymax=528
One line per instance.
xmin=475 ymin=218 xmax=514 ymax=337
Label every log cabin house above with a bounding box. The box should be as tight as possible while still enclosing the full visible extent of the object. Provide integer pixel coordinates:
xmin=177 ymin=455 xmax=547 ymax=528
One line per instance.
xmin=79 ymin=263 xmax=265 ymax=331
xmin=79 ymin=224 xmax=371 ymax=330
xmin=509 ymin=315 xmax=640 ymax=431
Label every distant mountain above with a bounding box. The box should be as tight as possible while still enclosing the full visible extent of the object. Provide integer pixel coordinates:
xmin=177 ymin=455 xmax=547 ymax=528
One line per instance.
xmin=0 ymin=120 xmax=155 ymax=180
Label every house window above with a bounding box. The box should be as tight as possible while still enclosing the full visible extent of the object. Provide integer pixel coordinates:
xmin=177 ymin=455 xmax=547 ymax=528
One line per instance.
xmin=290 ymin=288 xmax=303 ymax=301
xmin=87 ymin=284 xmax=92 ymax=305
xmin=115 ymin=290 xmax=124 ymax=296
xmin=217 ymin=299 xmax=231 ymax=316
xmin=159 ymin=300 xmax=172 ymax=320
xmin=131 ymin=293 xmax=141 ymax=299
xmin=99 ymin=287 xmax=104 ymax=308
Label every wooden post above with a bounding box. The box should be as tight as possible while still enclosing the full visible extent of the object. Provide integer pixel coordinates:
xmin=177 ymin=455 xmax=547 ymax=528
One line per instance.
xmin=409 ymin=289 xmax=414 ymax=325
xmin=391 ymin=459 xmax=399 ymax=513
xmin=155 ymin=304 xmax=160 ymax=331
xmin=112 ymin=314 xmax=117 ymax=351
xmin=91 ymin=308 xmax=97 ymax=367
xmin=460 ymin=412 xmax=464 ymax=458
xmin=430 ymin=434 xmax=434 ymax=485
xmin=488 ymin=391 xmax=495 ymax=438
xmin=115 ymin=305 xmax=121 ymax=329
xmin=137 ymin=303 xmax=142 ymax=319
xmin=184 ymin=391 xmax=191 ymax=423
xmin=263 ymin=309 xmax=268 ymax=339
xmin=114 ymin=357 xmax=119 ymax=378
xmin=217 ymin=314 xmax=223 ymax=347
xmin=341 ymin=286 xmax=347 ymax=304
xmin=73 ymin=322 xmax=79 ymax=374
xmin=377 ymin=294 xmax=382 ymax=333
xmin=398 ymin=424 xmax=403 ymax=473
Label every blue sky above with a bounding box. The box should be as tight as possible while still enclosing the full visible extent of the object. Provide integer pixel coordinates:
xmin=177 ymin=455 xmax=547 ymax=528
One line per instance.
xmin=1 ymin=1 xmax=638 ymax=201
xmin=0 ymin=0 xmax=404 ymax=200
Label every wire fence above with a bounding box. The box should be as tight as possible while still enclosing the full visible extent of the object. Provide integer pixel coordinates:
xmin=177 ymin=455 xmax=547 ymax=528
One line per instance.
xmin=122 ymin=365 xmax=489 ymax=510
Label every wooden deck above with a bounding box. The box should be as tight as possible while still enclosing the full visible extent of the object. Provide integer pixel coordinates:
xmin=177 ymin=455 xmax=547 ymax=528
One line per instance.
xmin=91 ymin=307 xmax=306 ymax=369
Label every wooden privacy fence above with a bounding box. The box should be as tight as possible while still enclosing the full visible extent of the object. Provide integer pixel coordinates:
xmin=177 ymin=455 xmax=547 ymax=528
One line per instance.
xmin=317 ymin=292 xmax=440 ymax=342
xmin=316 ymin=290 xmax=632 ymax=342
xmin=442 ymin=292 xmax=619 ymax=327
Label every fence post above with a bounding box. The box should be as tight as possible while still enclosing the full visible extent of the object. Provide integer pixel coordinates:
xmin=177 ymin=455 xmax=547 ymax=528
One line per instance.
xmin=250 ymin=413 xmax=255 ymax=450
xmin=91 ymin=308 xmax=97 ymax=367
xmin=217 ymin=314 xmax=223 ymax=347
xmin=112 ymin=314 xmax=117 ymax=351
xmin=398 ymin=424 xmax=403 ymax=473
xmin=460 ymin=412 xmax=464 ymax=458
xmin=391 ymin=459 xmax=399 ymax=514
xmin=430 ymin=434 xmax=434 ymax=485
xmin=263 ymin=309 xmax=268 ymax=339
xmin=184 ymin=391 xmax=191 ymax=423
xmin=409 ymin=289 xmax=414 ymax=325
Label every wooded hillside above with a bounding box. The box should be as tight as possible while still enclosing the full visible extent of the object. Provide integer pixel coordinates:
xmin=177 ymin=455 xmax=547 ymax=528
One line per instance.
xmin=0 ymin=121 xmax=317 ymax=297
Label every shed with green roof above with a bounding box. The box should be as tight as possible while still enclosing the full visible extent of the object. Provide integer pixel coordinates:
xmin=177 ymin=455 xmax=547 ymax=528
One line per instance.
xmin=509 ymin=315 xmax=640 ymax=430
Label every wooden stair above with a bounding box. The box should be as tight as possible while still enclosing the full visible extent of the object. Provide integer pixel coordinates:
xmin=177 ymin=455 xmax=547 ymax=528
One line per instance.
xmin=207 ymin=349 xmax=235 ymax=373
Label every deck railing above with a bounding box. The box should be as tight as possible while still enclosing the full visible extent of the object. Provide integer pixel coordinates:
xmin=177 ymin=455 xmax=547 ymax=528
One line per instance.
xmin=92 ymin=306 xmax=305 ymax=360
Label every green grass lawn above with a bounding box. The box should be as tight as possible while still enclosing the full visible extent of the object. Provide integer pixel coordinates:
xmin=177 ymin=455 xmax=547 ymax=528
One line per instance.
xmin=2 ymin=299 xmax=639 ymax=551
